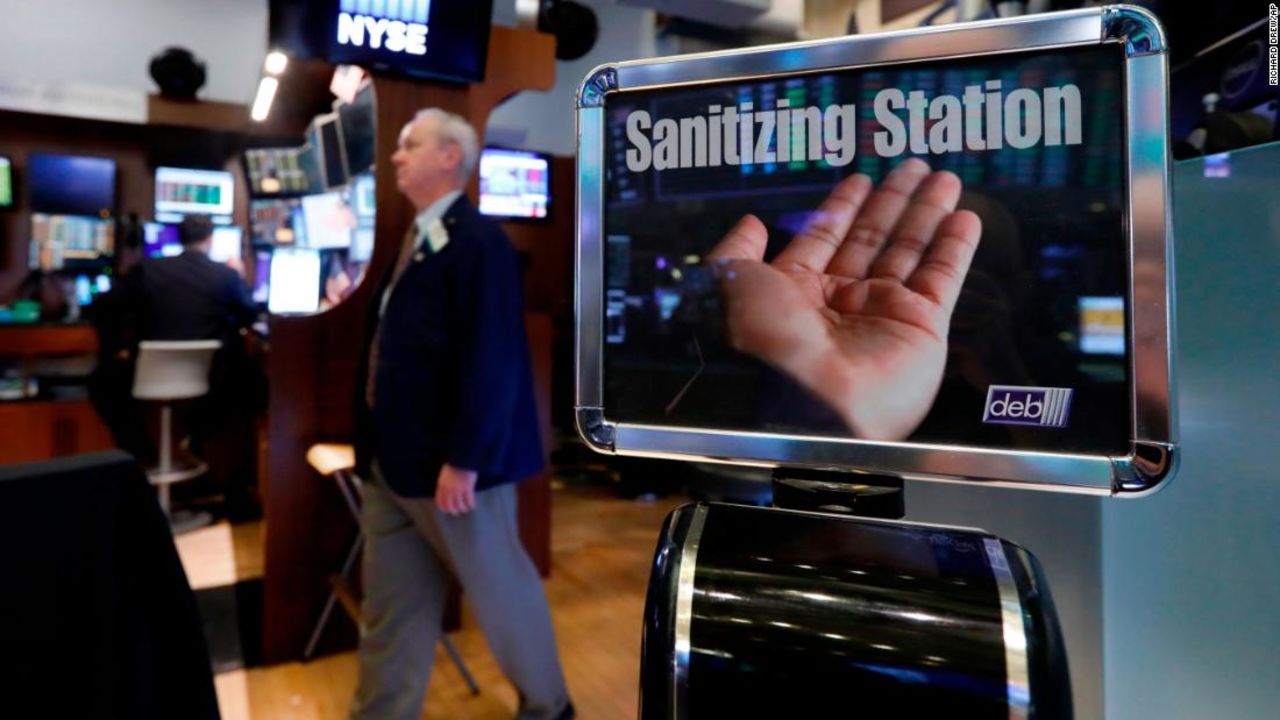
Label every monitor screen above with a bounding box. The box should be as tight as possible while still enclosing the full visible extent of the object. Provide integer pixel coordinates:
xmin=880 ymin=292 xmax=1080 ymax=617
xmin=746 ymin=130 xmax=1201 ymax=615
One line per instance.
xmin=0 ymin=156 xmax=12 ymax=209
xmin=143 ymin=222 xmax=182 ymax=258
xmin=315 ymin=113 xmax=348 ymax=188
xmin=351 ymin=173 xmax=375 ymax=219
xmin=245 ymin=146 xmax=313 ymax=195
xmin=252 ymin=249 xmax=272 ymax=305
xmin=27 ymin=154 xmax=116 ymax=216
xmin=210 ymin=226 xmax=244 ymax=263
xmin=72 ymin=273 xmax=111 ymax=307
xmin=155 ymin=166 xmax=235 ymax=223
xmin=1078 ymin=296 xmax=1125 ymax=356
xmin=479 ymin=148 xmax=550 ymax=220
xmin=300 ymin=190 xmax=355 ymax=249
xmin=269 ymin=0 xmax=493 ymax=83
xmin=349 ymin=226 xmax=374 ymax=263
xmin=268 ymin=247 xmax=321 ymax=314
xmin=338 ymin=83 xmax=375 ymax=176
xmin=29 ymin=214 xmax=115 ymax=270
xmin=250 ymin=198 xmax=303 ymax=245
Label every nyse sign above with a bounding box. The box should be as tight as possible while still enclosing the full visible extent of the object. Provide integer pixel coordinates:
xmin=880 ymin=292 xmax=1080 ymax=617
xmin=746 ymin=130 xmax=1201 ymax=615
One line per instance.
xmin=336 ymin=0 xmax=431 ymax=56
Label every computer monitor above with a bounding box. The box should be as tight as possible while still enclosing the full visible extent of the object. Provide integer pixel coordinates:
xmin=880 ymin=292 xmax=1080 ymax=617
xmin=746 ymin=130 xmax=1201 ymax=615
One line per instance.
xmin=337 ymin=83 xmax=375 ymax=177
xmin=28 ymin=214 xmax=115 ymax=270
xmin=0 ymin=156 xmax=13 ymax=209
xmin=479 ymin=148 xmax=550 ymax=220
xmin=349 ymin=227 xmax=374 ymax=263
xmin=27 ymin=154 xmax=116 ymax=217
xmin=209 ymin=226 xmax=244 ymax=264
xmin=72 ymin=273 xmax=111 ymax=307
xmin=143 ymin=222 xmax=182 ymax=258
xmin=154 ymin=166 xmax=234 ymax=224
xmin=300 ymin=191 xmax=355 ymax=249
xmin=351 ymin=173 xmax=375 ymax=220
xmin=268 ymin=247 xmax=321 ymax=314
xmin=1079 ymin=296 xmax=1125 ymax=356
xmin=249 ymin=198 xmax=302 ymax=245
xmin=313 ymin=113 xmax=348 ymax=189
xmin=245 ymin=146 xmax=312 ymax=195
xmin=252 ymin=249 xmax=272 ymax=305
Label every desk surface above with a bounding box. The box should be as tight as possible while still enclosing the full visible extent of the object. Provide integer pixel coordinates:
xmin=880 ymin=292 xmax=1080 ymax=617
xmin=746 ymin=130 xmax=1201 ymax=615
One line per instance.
xmin=0 ymin=323 xmax=97 ymax=357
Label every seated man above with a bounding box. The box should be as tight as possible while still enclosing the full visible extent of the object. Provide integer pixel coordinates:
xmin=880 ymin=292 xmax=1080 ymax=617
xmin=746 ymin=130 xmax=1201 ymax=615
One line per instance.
xmin=90 ymin=214 xmax=262 ymax=519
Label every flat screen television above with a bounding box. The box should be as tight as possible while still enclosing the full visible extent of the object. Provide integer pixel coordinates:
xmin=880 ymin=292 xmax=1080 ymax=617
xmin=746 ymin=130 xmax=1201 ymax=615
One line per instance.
xmin=0 ymin=156 xmax=13 ymax=209
xmin=337 ymin=83 xmax=375 ymax=176
xmin=155 ymin=166 xmax=235 ymax=224
xmin=209 ymin=226 xmax=244 ymax=263
xmin=351 ymin=173 xmax=375 ymax=219
xmin=245 ymin=146 xmax=312 ymax=195
xmin=479 ymin=147 xmax=550 ymax=220
xmin=29 ymin=214 xmax=115 ymax=270
xmin=143 ymin=222 xmax=182 ymax=258
xmin=269 ymin=0 xmax=493 ymax=83
xmin=72 ymin=273 xmax=112 ymax=307
xmin=300 ymin=191 xmax=355 ymax=249
xmin=268 ymin=247 xmax=321 ymax=314
xmin=250 ymin=198 xmax=303 ymax=245
xmin=313 ymin=113 xmax=348 ymax=189
xmin=27 ymin=154 xmax=116 ymax=217
xmin=252 ymin=249 xmax=273 ymax=305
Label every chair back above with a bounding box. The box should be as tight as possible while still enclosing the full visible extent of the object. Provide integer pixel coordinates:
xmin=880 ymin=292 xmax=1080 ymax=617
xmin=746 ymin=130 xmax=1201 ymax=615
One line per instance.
xmin=132 ymin=340 xmax=222 ymax=401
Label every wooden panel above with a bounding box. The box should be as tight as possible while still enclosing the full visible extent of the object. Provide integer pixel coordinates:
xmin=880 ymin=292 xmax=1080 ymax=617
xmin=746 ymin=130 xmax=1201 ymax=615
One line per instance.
xmin=517 ymin=313 xmax=555 ymax=576
xmin=502 ymin=155 xmax=576 ymax=318
xmin=148 ymin=95 xmax=250 ymax=133
xmin=0 ymin=323 xmax=97 ymax=356
xmin=0 ymin=400 xmax=114 ymax=465
xmin=262 ymin=25 xmax=558 ymax=663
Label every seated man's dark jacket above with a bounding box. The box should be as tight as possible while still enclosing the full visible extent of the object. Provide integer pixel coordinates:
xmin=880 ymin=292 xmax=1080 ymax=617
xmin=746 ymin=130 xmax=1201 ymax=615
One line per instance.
xmin=354 ymin=195 xmax=543 ymax=498
xmin=114 ymin=250 xmax=257 ymax=344
xmin=92 ymin=250 xmax=260 ymax=441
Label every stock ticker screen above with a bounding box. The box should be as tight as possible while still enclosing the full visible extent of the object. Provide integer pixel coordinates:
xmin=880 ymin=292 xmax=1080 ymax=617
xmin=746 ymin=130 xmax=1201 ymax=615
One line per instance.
xmin=601 ymin=44 xmax=1133 ymax=456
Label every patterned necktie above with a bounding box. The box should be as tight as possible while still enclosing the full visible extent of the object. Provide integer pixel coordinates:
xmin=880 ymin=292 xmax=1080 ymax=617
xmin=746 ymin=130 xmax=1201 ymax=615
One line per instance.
xmin=365 ymin=226 xmax=420 ymax=409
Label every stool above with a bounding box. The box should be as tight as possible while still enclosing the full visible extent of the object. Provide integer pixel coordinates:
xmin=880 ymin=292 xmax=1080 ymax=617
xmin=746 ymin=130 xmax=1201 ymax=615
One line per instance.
xmin=132 ymin=340 xmax=221 ymax=529
xmin=303 ymin=443 xmax=479 ymax=695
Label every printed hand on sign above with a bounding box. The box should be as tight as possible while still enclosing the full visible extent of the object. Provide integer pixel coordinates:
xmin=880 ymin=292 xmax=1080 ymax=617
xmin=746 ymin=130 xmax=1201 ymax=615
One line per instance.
xmin=706 ymin=158 xmax=981 ymax=441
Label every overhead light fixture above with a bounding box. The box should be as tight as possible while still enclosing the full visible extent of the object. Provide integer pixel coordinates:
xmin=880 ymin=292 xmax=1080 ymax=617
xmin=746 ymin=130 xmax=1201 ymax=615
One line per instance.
xmin=251 ymin=76 xmax=279 ymax=122
xmin=264 ymin=51 xmax=289 ymax=76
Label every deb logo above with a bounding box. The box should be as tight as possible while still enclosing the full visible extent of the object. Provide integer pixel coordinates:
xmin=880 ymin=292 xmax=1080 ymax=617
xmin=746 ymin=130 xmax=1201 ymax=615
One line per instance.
xmin=982 ymin=385 xmax=1073 ymax=428
xmin=337 ymin=0 xmax=431 ymax=56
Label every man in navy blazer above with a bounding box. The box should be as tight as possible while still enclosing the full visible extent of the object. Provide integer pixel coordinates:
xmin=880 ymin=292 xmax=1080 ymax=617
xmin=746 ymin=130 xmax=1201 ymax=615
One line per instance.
xmin=350 ymin=109 xmax=572 ymax=720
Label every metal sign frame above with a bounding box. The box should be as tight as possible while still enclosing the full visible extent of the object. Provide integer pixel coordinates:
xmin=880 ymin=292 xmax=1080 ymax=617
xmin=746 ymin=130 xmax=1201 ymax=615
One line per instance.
xmin=574 ymin=6 xmax=1175 ymax=496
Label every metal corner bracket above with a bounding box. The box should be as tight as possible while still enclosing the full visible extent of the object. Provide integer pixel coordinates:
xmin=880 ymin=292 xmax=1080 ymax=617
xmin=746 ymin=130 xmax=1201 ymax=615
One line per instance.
xmin=577 ymin=65 xmax=618 ymax=109
xmin=1102 ymin=5 xmax=1167 ymax=56
xmin=1112 ymin=441 xmax=1178 ymax=495
xmin=575 ymin=406 xmax=617 ymax=452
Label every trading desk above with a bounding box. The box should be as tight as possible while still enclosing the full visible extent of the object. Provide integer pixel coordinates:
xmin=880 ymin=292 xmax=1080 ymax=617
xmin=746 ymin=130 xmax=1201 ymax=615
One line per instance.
xmin=0 ymin=323 xmax=113 ymax=464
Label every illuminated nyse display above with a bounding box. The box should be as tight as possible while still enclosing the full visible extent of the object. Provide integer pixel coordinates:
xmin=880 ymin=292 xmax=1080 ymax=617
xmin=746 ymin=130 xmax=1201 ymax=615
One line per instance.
xmin=336 ymin=0 xmax=431 ymax=56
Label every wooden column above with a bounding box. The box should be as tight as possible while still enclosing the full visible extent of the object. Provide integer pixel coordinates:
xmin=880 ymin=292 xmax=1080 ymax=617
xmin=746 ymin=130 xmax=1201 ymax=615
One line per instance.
xmin=262 ymin=26 xmax=557 ymax=663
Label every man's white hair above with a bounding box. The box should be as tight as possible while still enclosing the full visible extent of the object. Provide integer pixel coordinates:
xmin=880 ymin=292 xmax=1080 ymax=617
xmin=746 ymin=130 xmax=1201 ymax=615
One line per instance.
xmin=412 ymin=108 xmax=480 ymax=184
